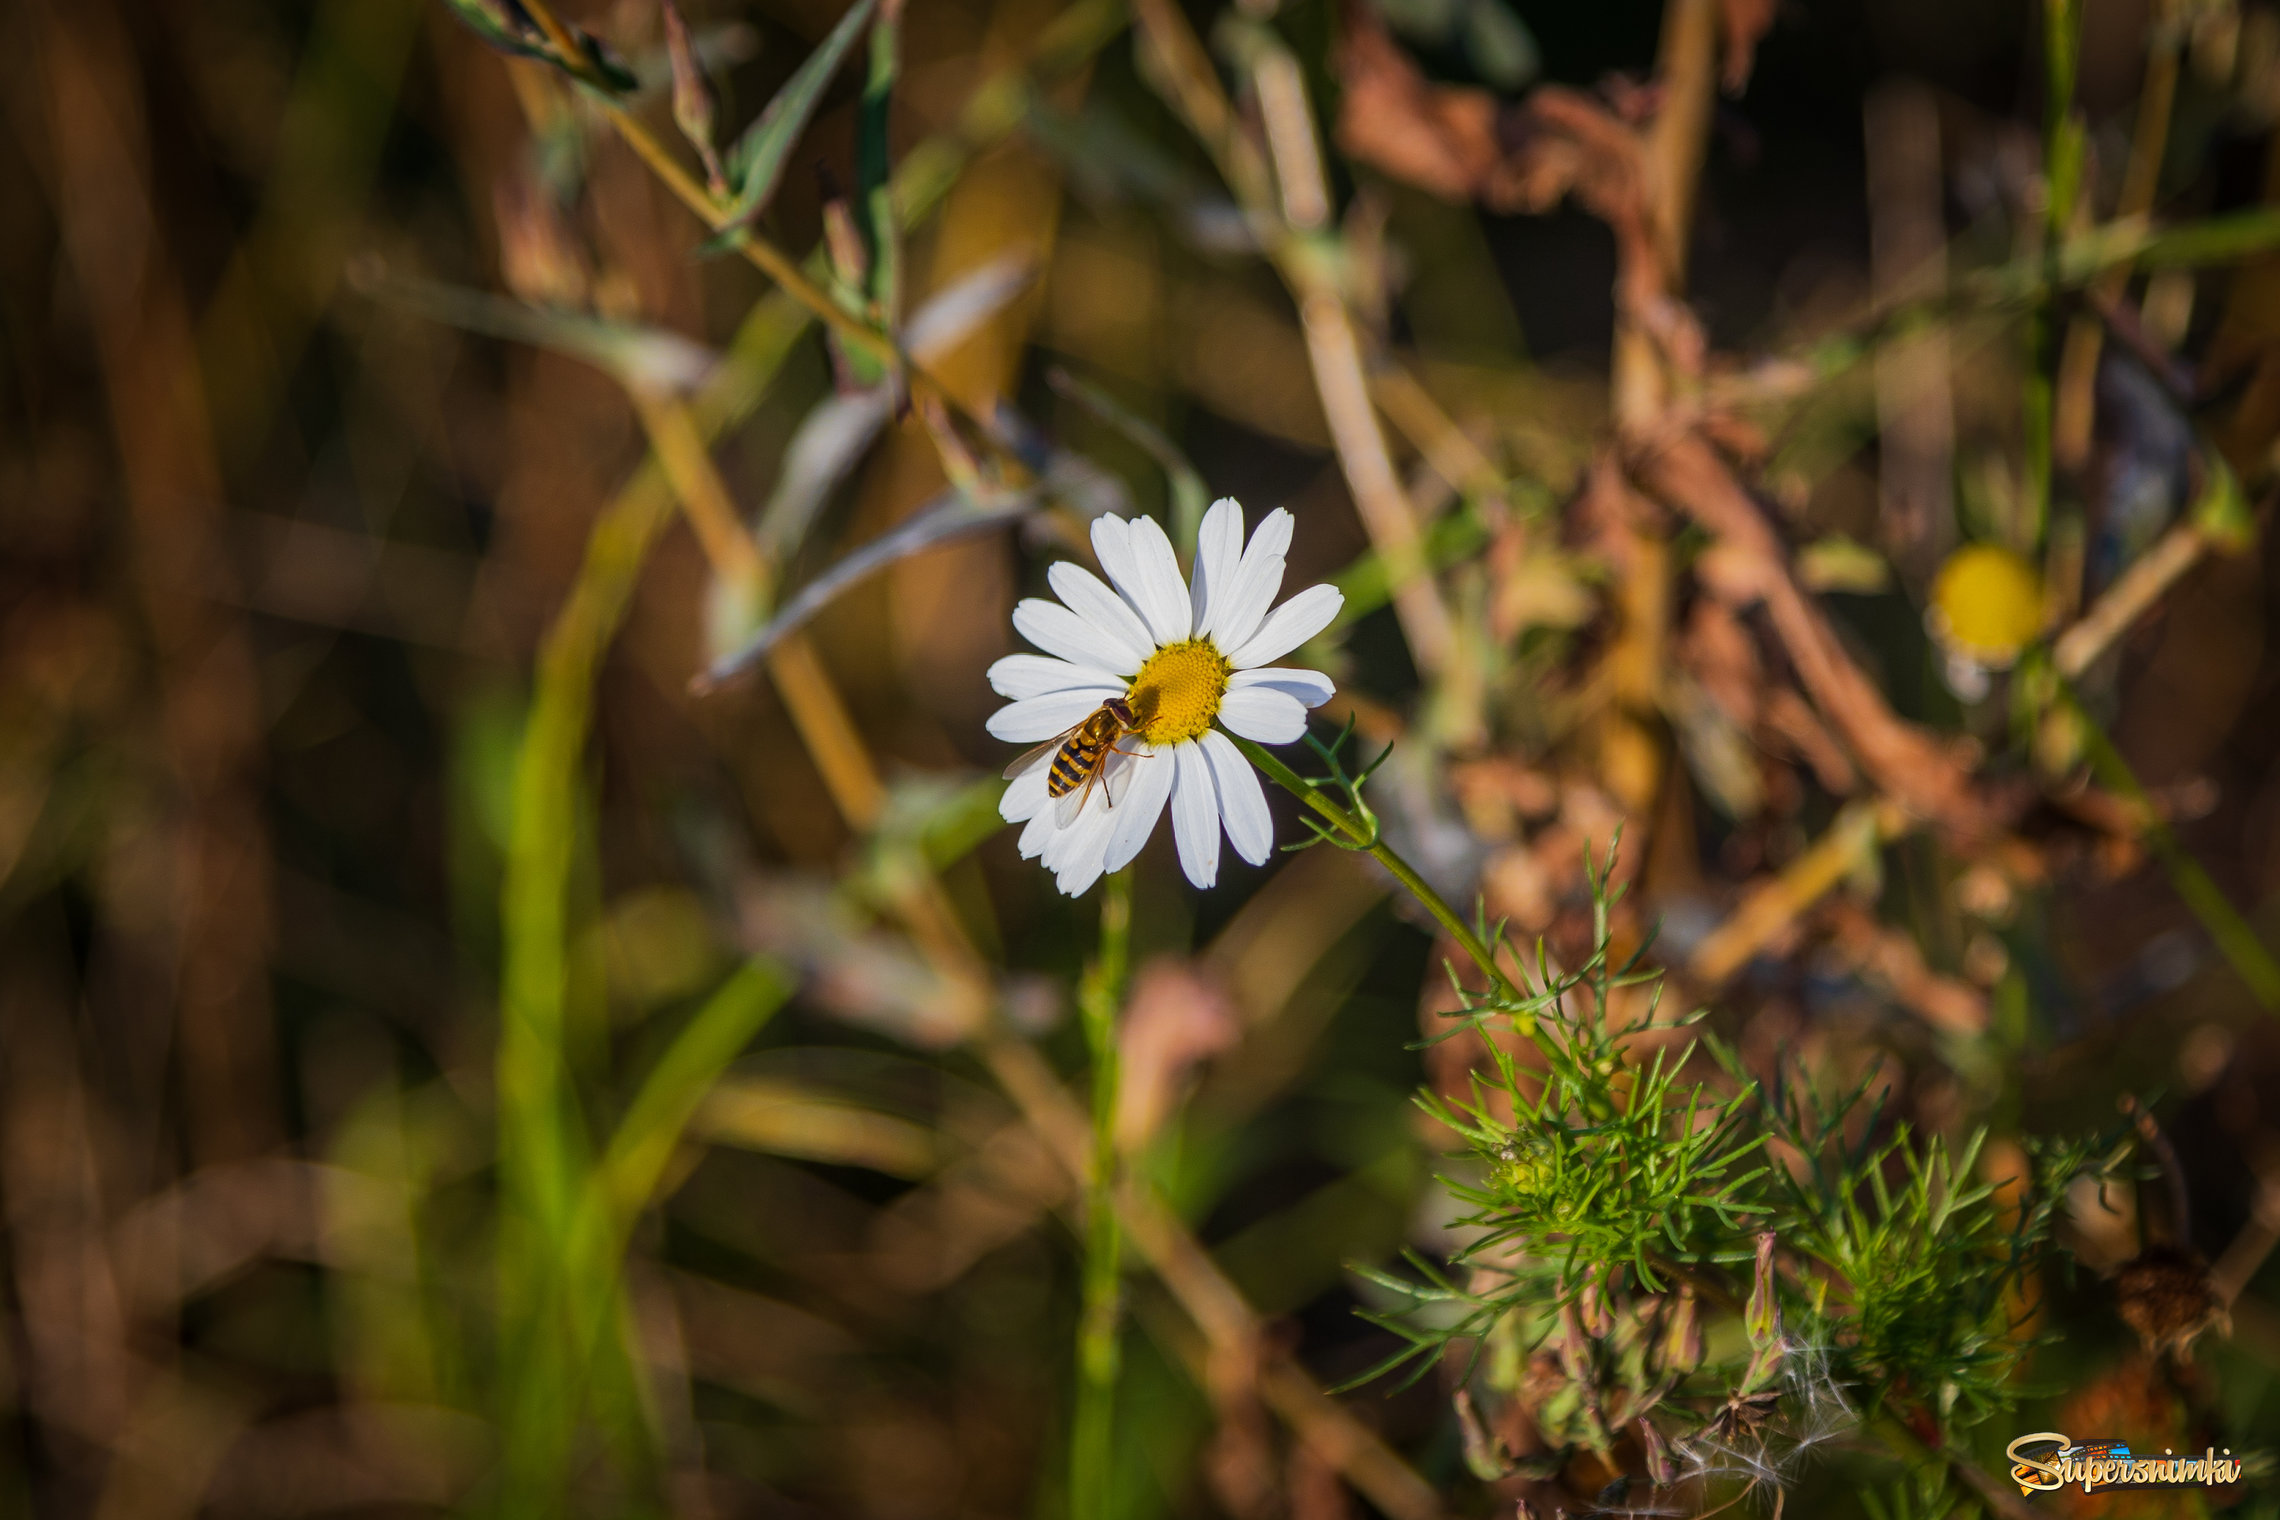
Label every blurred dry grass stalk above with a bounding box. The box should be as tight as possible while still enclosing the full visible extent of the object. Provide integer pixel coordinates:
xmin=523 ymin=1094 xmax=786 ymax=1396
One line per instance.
xmin=11 ymin=0 xmax=2280 ymax=1513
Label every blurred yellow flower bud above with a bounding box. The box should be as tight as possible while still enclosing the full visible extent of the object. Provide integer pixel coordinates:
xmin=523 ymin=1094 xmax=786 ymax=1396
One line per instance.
xmin=1926 ymin=544 xmax=2047 ymax=699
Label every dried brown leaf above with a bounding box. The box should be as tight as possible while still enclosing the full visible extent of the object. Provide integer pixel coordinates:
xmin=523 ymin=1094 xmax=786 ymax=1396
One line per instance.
xmin=1822 ymin=899 xmax=1989 ymax=1035
xmin=1116 ymin=958 xmax=1240 ymax=1153
xmin=660 ymin=0 xmax=727 ymax=195
xmin=1332 ymin=8 xmax=1505 ymax=203
xmin=1717 ymin=0 xmax=1777 ymax=94
xmin=1636 ymin=434 xmax=1995 ymax=838
xmin=1289 ymin=1442 xmax=1357 ymax=1520
xmin=1492 ymin=86 xmax=1650 ymax=228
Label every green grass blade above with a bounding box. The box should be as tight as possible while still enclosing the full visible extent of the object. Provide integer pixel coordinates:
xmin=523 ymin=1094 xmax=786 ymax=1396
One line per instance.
xmin=593 ymin=956 xmax=795 ymax=1226
xmin=1047 ymin=367 xmax=1210 ymax=556
xmin=859 ymin=0 xmax=904 ymax=326
xmin=713 ymin=0 xmax=882 ymax=241
xmin=494 ymin=474 xmax=678 ymax=1506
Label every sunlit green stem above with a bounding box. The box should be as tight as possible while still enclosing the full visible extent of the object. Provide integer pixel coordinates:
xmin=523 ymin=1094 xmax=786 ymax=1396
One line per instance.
xmin=497 ymin=478 xmax=678 ymax=1505
xmin=1232 ymin=736 xmax=1519 ymax=1001
xmin=2055 ymin=678 xmax=2280 ymax=1009
xmin=2026 ymin=0 xmax=2083 ymax=543
xmin=1070 ymin=867 xmax=1132 ymax=1518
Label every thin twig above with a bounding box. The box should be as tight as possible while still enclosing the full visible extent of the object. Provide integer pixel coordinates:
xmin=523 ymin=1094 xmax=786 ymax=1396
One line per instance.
xmin=1644 ymin=0 xmax=1720 ymax=291
xmin=1368 ymin=363 xmax=1507 ymax=507
xmin=515 ymin=0 xmax=1021 ymax=478
xmin=1296 ymin=283 xmax=1456 ymax=676
xmin=1688 ymin=799 xmax=1904 ymax=986
xmin=1635 ymin=434 xmax=1995 ymax=837
xmin=977 ymin=1034 xmax=1444 ymax=1520
xmin=2121 ymin=1094 xmax=2192 ymax=1245
xmin=2211 ymin=1172 xmax=2280 ymax=1305
xmin=1596 ymin=0 xmax=1721 ymax=823
xmin=1612 ymin=0 xmax=1719 ymax=430
xmin=629 ymin=392 xmax=890 ymax=833
xmin=2050 ymin=520 xmax=2208 ymax=678
xmin=2053 ymin=0 xmax=2181 ymax=474
xmin=2058 ymin=674 xmax=2280 ymax=1009
xmin=630 ymin=389 xmax=771 ymax=604
xmin=1245 ymin=38 xmax=1455 ymax=677
xmin=764 ymin=636 xmax=889 ymax=831
xmin=1124 ymin=0 xmax=1458 ymax=684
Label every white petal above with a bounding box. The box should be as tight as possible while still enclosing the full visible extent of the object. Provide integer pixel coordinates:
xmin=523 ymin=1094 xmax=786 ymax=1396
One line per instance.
xmin=1218 ymin=686 xmax=1308 ymax=744
xmin=987 ymin=687 xmax=1122 ymax=742
xmin=1047 ymin=791 xmax=1118 ymax=896
xmin=1229 ymin=666 xmax=1335 ymax=709
xmin=1001 ymin=751 xmax=1055 ymax=823
xmin=1204 ymin=556 xmax=1282 ymax=654
xmin=1169 ymin=741 xmax=1221 ymax=888
xmin=1057 ymin=854 xmax=1108 ymax=897
xmin=1088 ymin=515 xmax=1147 ymax=629
xmin=1189 ymin=498 xmax=1245 ymax=637
xmin=1093 ymin=513 xmax=1189 ymax=644
xmin=1013 ymin=597 xmax=1145 ymax=674
xmin=1018 ymin=793 xmax=1062 ymax=855
xmin=1243 ymin=506 xmax=1294 ymax=564
xmin=1200 ymin=731 xmax=1273 ymax=865
xmin=1046 ymin=562 xmax=1156 ymax=661
xmin=1132 ymin=516 xmax=1193 ymax=642
xmin=1102 ymin=741 xmax=1174 ymax=874
xmin=989 ymin=652 xmax=1121 ymax=700
xmin=1206 ymin=507 xmax=1293 ymax=646
xmin=1039 ymin=794 xmax=1090 ymax=869
xmin=1226 ymin=583 xmax=1343 ymax=669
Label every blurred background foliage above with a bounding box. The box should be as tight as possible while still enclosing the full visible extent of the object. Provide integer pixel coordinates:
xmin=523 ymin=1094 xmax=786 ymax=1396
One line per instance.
xmin=13 ymin=0 xmax=2280 ymax=1513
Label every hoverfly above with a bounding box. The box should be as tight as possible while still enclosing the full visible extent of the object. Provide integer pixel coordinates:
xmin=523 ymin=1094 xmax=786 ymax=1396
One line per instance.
xmin=1003 ymin=696 xmax=1148 ymax=825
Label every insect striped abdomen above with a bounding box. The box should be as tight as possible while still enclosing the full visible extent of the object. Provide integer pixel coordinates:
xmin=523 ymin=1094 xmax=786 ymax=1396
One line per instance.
xmin=1047 ymin=713 xmax=1118 ymax=798
xmin=1048 ymin=745 xmax=1095 ymax=795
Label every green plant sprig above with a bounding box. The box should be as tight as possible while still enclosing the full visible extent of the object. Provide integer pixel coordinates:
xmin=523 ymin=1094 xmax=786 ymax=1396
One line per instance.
xmin=1305 ymin=810 xmax=2133 ymax=1495
xmin=1231 ymin=728 xmax=1519 ymax=1002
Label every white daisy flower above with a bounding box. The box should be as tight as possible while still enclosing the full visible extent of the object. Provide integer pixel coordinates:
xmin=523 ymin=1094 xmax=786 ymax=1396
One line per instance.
xmin=989 ymin=498 xmax=1343 ymax=897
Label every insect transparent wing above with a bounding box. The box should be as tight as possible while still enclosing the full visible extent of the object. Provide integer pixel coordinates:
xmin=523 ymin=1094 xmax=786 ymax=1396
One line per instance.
xmin=1002 ymin=725 xmax=1079 ymax=781
xmin=1054 ymin=776 xmax=1094 ymax=827
xmin=1102 ymin=744 xmax=1145 ymax=809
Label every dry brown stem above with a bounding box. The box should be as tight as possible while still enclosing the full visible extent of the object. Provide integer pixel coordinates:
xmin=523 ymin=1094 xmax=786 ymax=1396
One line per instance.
xmin=1636 ymin=434 xmax=1996 ymax=838
xmin=32 ymin=0 xmax=279 ymax=1162
xmin=1689 ymin=799 xmax=1904 ymax=985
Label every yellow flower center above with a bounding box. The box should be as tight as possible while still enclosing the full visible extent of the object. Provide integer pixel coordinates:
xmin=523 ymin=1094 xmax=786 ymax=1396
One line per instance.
xmin=1126 ymin=639 xmax=1230 ymax=745
xmin=1928 ymin=543 xmax=2046 ymax=665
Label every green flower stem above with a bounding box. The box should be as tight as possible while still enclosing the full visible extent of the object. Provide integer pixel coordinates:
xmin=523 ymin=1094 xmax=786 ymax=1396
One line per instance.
xmin=1232 ymin=734 xmax=1519 ymax=1001
xmin=2054 ymin=676 xmax=2280 ymax=1009
xmin=1070 ymin=866 xmax=1133 ymax=1519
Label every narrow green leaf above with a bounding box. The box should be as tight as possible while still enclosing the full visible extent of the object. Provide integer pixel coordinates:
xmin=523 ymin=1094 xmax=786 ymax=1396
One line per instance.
xmin=718 ymin=0 xmax=882 ymax=233
xmin=752 ymin=255 xmax=1038 ymax=563
xmin=438 ymin=0 xmax=549 ymax=62
xmin=436 ymin=0 xmax=636 ymax=91
xmin=594 ymin=956 xmax=795 ymax=1222
xmin=701 ymin=487 xmax=1036 ymax=686
xmin=2132 ymin=206 xmax=2280 ymax=268
xmin=356 ymin=268 xmax=717 ymax=394
xmin=859 ymin=0 xmax=905 ymax=325
xmin=1047 ymin=368 xmax=1210 ymax=555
